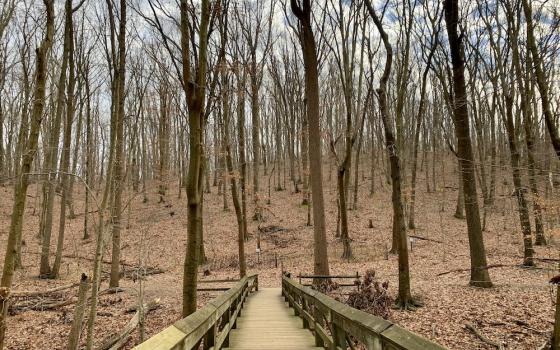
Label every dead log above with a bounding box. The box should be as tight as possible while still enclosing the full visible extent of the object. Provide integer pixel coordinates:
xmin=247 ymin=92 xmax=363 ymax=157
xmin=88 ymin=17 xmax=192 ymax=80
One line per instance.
xmin=96 ymin=299 xmax=160 ymax=350
xmin=10 ymin=286 xmax=124 ymax=313
xmin=11 ymin=282 xmax=80 ymax=297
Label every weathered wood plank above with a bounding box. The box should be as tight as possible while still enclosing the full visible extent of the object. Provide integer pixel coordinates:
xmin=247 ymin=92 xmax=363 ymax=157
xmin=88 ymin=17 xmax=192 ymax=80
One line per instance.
xmin=282 ymin=276 xmax=447 ymax=350
xmin=381 ymin=324 xmax=447 ymax=350
xmin=224 ymin=288 xmax=319 ymax=350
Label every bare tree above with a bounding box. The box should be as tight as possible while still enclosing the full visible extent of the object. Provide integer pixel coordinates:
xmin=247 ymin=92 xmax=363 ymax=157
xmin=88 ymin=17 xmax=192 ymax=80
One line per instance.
xmin=0 ymin=1 xmax=55 ymax=347
xmin=366 ymin=0 xmax=417 ymax=309
xmin=443 ymin=0 xmax=492 ymax=288
xmin=290 ymin=0 xmax=330 ymax=279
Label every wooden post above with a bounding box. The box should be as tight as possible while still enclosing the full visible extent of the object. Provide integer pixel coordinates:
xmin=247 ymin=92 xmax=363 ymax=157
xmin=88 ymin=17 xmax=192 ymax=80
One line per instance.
xmin=222 ymin=306 xmax=231 ymax=347
xmin=314 ymin=307 xmax=325 ymax=347
xmin=232 ymin=299 xmax=238 ymax=329
xmin=203 ymin=323 xmax=215 ymax=349
xmin=238 ymin=293 xmax=242 ymax=318
xmin=332 ymin=322 xmax=347 ymax=350
xmin=302 ymin=298 xmax=309 ymax=329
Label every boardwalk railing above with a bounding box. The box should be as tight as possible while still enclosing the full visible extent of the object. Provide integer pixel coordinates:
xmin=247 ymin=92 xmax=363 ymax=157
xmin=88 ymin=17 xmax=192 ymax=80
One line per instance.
xmin=282 ymin=275 xmax=447 ymax=350
xmin=134 ymin=274 xmax=258 ymax=350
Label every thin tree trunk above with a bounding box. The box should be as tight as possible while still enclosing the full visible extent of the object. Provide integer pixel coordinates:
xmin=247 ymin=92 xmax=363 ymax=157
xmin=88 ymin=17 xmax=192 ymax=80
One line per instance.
xmin=409 ymin=32 xmax=437 ymax=229
xmin=109 ymin=0 xmax=127 ymax=289
xmin=51 ymin=0 xmax=77 ymax=278
xmin=455 ymin=163 xmax=465 ymax=219
xmin=220 ymin=55 xmax=246 ymax=276
xmin=66 ymin=274 xmax=90 ymax=350
xmin=39 ymin=0 xmax=73 ymax=276
xmin=521 ymin=0 xmax=560 ymax=158
xmin=366 ymin=0 xmax=415 ymax=308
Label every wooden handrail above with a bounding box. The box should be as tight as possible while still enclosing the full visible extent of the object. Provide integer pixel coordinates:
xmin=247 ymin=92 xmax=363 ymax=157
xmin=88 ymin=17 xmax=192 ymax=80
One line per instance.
xmin=134 ymin=274 xmax=258 ymax=350
xmin=282 ymin=275 xmax=447 ymax=350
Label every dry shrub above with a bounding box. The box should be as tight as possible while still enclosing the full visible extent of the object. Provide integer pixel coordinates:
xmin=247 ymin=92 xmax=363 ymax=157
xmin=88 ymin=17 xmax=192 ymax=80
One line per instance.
xmin=313 ymin=280 xmax=340 ymax=294
xmin=346 ymin=269 xmax=392 ymax=319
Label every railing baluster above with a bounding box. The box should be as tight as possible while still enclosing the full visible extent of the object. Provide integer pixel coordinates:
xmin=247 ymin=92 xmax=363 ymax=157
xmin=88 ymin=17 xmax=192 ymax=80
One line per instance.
xmin=313 ymin=304 xmax=325 ymax=348
xmin=332 ymin=321 xmax=347 ymax=350
xmin=302 ymin=296 xmax=309 ymax=329
xmin=203 ymin=323 xmax=216 ymax=349
xmin=222 ymin=304 xmax=231 ymax=348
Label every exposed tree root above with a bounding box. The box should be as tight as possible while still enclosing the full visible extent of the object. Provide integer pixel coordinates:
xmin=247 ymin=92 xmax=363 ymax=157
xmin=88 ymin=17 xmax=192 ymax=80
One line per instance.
xmin=465 ymin=323 xmax=504 ymax=350
xmin=393 ymin=297 xmax=423 ymax=311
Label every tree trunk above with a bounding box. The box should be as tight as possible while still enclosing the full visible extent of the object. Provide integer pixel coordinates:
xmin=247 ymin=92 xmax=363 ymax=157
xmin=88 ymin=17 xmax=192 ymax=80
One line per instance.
xmin=221 ymin=61 xmax=246 ymax=277
xmin=454 ymin=164 xmax=465 ymax=219
xmin=517 ymin=42 xmax=546 ymax=246
xmin=291 ymin=0 xmax=330 ymax=278
xmin=301 ymin=100 xmax=309 ymax=206
xmin=181 ymin=0 xmax=210 ymax=317
xmin=408 ymin=35 xmax=437 ymax=229
xmin=366 ymin=0 xmax=414 ymax=308
xmin=0 ymin=1 xmax=54 ymax=347
xmin=39 ymin=0 xmax=72 ymax=276
xmin=51 ymin=0 xmax=77 ymax=278
xmin=158 ymin=83 xmax=170 ymax=203
xmin=250 ymin=61 xmax=261 ymax=220
xmin=502 ymin=95 xmax=534 ymax=266
xmin=66 ymin=274 xmax=90 ymax=350
xmin=109 ymin=0 xmax=127 ymax=289
xmin=236 ymin=67 xmax=249 ymax=243
xmin=444 ymin=0 xmax=492 ymax=288
xmin=521 ymin=0 xmax=560 ymax=158
xmin=83 ymin=63 xmax=93 ymax=240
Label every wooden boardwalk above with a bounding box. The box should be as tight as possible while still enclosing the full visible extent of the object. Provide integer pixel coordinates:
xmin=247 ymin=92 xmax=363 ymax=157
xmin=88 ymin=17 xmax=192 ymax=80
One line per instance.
xmin=134 ymin=275 xmax=446 ymax=350
xmin=225 ymin=288 xmax=323 ymax=350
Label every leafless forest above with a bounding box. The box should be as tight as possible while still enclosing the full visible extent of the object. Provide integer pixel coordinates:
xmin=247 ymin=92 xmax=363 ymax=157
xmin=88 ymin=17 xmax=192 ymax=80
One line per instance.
xmin=0 ymin=0 xmax=559 ymax=349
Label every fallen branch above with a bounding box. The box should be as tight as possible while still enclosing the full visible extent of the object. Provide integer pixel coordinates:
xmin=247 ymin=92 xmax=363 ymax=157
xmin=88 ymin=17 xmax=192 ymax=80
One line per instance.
xmin=513 ymin=319 xmax=550 ymax=334
xmin=10 ymin=287 xmax=124 ymax=313
xmin=409 ymin=235 xmax=443 ymax=243
xmin=465 ymin=323 xmax=504 ymax=350
xmin=62 ymin=254 xmax=137 ymax=268
xmin=437 ymin=264 xmax=509 ymax=277
xmin=517 ymin=256 xmax=560 ymax=263
xmin=96 ymin=299 xmax=160 ymax=350
xmin=197 ymin=287 xmax=230 ymax=292
xmin=199 ymin=278 xmax=240 ymax=283
xmin=11 ymin=282 xmax=80 ymax=297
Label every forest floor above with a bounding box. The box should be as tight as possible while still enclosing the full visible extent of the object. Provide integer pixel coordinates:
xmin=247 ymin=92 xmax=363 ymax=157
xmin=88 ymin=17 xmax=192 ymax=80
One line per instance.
xmin=0 ymin=164 xmax=558 ymax=350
